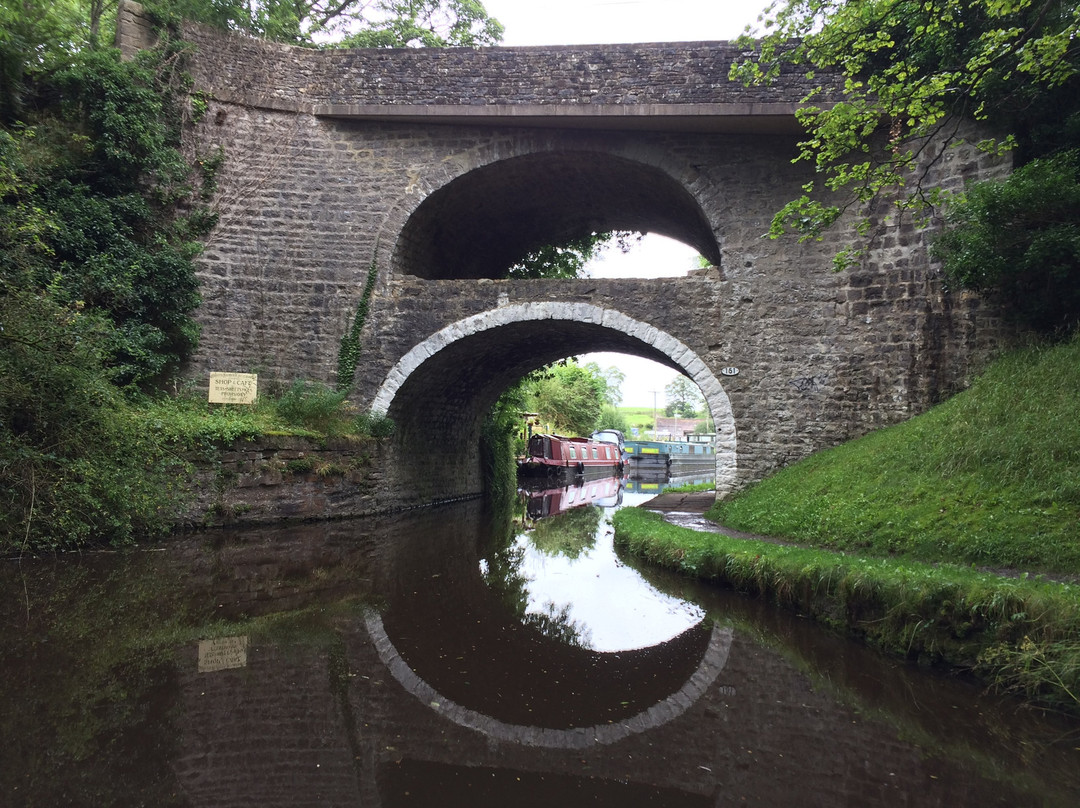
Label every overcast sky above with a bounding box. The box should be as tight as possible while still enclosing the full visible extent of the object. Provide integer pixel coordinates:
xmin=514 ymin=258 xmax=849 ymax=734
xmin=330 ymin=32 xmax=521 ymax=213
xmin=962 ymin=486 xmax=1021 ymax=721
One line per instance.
xmin=480 ymin=0 xmax=769 ymax=408
xmin=482 ymin=0 xmax=769 ymax=46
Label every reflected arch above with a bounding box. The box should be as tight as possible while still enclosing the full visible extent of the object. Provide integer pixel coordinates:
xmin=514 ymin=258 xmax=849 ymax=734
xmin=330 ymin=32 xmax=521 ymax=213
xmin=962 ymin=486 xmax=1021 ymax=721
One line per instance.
xmin=366 ymin=610 xmax=733 ymax=748
xmin=372 ymin=302 xmax=737 ymax=506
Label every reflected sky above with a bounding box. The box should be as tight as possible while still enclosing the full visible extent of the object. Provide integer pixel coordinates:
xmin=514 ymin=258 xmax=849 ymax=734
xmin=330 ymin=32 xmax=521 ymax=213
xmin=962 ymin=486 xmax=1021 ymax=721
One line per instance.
xmin=511 ymin=491 xmax=705 ymax=652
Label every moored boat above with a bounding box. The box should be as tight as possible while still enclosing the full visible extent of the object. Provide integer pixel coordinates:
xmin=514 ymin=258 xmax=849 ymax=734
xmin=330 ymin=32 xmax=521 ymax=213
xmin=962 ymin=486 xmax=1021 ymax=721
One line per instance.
xmin=518 ymin=433 xmax=624 ymax=478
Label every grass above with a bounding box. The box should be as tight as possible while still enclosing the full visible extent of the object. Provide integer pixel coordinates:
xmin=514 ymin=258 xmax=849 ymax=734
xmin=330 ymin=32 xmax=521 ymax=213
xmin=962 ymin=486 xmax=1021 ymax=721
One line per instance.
xmin=660 ymin=481 xmax=716 ymax=494
xmin=617 ymin=406 xmax=656 ymax=433
xmin=138 ymin=380 xmax=395 ymax=451
xmin=614 ymin=334 xmax=1080 ymax=713
xmin=706 ymin=335 xmax=1080 ymax=575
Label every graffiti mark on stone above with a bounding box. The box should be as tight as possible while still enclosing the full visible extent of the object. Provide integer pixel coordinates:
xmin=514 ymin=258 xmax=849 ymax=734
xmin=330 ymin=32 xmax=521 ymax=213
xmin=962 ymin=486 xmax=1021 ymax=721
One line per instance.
xmin=789 ymin=375 xmax=828 ymax=395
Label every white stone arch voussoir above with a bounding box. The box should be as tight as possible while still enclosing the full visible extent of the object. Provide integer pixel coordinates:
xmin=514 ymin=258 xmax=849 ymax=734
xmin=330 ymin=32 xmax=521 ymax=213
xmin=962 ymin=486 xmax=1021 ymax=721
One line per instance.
xmin=373 ymin=302 xmax=738 ymax=496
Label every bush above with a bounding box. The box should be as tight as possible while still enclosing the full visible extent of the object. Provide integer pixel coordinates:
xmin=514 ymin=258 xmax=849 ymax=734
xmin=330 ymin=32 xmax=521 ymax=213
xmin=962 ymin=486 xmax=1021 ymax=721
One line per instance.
xmin=271 ymin=380 xmax=348 ymax=433
xmin=933 ymin=151 xmax=1080 ymax=336
xmin=0 ymin=288 xmax=182 ymax=552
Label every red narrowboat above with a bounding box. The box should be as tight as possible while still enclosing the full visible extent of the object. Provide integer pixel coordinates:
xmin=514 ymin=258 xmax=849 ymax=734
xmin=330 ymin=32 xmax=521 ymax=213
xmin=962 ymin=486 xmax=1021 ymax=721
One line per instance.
xmin=518 ymin=434 xmax=624 ymax=477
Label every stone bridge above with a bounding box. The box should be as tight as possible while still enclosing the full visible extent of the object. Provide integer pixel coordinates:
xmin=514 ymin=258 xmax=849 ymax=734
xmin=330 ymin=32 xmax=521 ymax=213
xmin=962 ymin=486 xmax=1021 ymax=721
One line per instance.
xmin=119 ymin=3 xmax=1011 ymax=510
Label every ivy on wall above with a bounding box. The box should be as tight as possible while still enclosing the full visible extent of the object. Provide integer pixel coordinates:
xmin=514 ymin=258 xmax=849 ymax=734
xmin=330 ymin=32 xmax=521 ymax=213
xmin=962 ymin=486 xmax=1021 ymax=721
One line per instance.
xmin=335 ymin=255 xmax=379 ymax=392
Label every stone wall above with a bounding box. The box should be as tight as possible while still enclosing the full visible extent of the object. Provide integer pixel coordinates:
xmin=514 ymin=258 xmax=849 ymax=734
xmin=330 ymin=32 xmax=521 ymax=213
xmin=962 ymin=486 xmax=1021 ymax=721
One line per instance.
xmin=175 ymin=19 xmax=823 ymax=113
xmin=178 ymin=436 xmax=396 ymax=527
xmin=115 ymin=0 xmax=155 ymax=60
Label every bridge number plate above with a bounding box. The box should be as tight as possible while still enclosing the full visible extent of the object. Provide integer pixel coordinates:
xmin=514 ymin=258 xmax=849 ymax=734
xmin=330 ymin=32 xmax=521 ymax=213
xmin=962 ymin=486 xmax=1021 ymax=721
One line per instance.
xmin=720 ymin=367 xmax=740 ymax=377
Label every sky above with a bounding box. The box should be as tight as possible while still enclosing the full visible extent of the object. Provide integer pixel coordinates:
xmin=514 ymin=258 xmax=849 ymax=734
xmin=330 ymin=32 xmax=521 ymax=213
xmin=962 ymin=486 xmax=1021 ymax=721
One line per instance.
xmin=482 ymin=0 xmax=769 ymax=47
xmin=481 ymin=0 xmax=770 ymax=407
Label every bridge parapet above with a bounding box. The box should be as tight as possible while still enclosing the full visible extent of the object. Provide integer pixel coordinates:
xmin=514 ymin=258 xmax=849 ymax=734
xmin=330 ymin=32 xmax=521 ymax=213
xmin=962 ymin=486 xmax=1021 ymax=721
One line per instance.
xmin=162 ymin=7 xmax=826 ymax=130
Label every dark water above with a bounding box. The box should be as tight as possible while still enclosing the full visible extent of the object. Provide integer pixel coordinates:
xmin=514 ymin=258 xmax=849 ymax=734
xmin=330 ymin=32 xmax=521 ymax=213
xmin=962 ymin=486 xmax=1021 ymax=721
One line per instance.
xmin=2 ymin=483 xmax=1079 ymax=807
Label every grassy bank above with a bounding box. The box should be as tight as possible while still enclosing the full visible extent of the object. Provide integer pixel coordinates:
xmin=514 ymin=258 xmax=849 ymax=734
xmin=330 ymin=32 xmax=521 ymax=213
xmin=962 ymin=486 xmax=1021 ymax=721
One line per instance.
xmin=705 ymin=336 xmax=1080 ymax=575
xmin=2 ymin=380 xmax=393 ymax=554
xmin=613 ymin=508 xmax=1080 ymax=712
xmin=614 ymin=335 xmax=1080 ymax=712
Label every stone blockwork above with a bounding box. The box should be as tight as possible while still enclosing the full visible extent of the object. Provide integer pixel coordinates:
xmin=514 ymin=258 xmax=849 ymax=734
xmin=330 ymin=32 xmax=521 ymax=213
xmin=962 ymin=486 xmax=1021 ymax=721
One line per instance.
xmin=176 ymin=17 xmax=823 ymax=113
xmin=115 ymin=0 xmax=155 ymax=60
xmin=115 ymin=5 xmax=1018 ymax=509
xmin=179 ymin=436 xmax=389 ymax=527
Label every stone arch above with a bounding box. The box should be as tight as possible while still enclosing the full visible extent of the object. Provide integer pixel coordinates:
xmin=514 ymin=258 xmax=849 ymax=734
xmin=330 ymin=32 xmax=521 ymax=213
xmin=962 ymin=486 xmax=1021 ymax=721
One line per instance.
xmin=373 ymin=302 xmax=737 ymax=502
xmin=375 ymin=139 xmax=724 ymax=281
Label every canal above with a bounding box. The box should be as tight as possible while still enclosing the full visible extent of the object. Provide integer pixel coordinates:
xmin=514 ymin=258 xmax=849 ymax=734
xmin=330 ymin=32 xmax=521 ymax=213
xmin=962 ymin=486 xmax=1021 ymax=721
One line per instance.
xmin=2 ymin=480 xmax=1079 ymax=806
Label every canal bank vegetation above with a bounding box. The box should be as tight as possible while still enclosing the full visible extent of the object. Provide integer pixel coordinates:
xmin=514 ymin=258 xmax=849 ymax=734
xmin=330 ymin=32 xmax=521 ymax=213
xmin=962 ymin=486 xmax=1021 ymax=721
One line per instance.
xmin=1 ymin=371 xmax=394 ymax=554
xmin=615 ymin=508 xmax=1080 ymax=713
xmin=706 ymin=335 xmax=1080 ymax=576
xmin=615 ymin=335 xmax=1080 ymax=712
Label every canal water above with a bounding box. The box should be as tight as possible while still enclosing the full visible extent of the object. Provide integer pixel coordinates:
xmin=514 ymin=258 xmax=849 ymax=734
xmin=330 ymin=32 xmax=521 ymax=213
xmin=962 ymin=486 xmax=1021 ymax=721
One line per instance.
xmin=3 ymin=479 xmax=1079 ymax=806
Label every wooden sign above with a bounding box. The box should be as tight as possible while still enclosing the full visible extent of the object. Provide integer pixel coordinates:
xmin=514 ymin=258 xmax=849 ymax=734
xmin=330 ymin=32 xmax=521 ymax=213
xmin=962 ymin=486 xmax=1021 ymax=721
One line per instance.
xmin=208 ymin=372 xmax=258 ymax=404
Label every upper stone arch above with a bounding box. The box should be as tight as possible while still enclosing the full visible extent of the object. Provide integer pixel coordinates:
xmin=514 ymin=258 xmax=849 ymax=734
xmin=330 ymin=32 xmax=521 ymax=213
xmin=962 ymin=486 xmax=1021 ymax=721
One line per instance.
xmin=378 ymin=139 xmax=723 ymax=280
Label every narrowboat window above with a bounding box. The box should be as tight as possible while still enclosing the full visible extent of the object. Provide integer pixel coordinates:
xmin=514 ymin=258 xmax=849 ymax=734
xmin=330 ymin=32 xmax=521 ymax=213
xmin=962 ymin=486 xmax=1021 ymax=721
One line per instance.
xmin=570 ymin=446 xmax=577 ymax=459
xmin=592 ymin=448 xmax=599 ymax=460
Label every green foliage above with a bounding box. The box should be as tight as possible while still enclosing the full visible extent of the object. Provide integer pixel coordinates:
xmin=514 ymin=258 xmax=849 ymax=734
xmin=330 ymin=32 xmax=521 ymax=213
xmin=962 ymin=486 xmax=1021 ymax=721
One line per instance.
xmin=0 ymin=289 xmax=184 ymax=553
xmin=0 ymin=0 xmax=85 ymax=123
xmin=138 ymin=382 xmax=395 ymax=447
xmin=707 ymin=334 xmax=1080 ymax=574
xmin=336 ymin=256 xmax=379 ymax=392
xmin=139 ymin=392 xmax=271 ymax=447
xmin=507 ymin=231 xmax=638 ymax=279
xmin=732 ymin=0 xmax=1080 ymax=258
xmin=336 ymin=0 xmax=504 ymax=48
xmin=614 ymin=507 xmax=1080 ymax=713
xmin=664 ymin=375 xmax=703 ymax=418
xmin=149 ymin=0 xmax=504 ymax=47
xmin=267 ymin=379 xmax=396 ymax=437
xmin=933 ymin=150 xmax=1080 ymax=334
xmin=2 ymin=41 xmax=212 ymax=388
xmin=482 ymin=376 xmax=528 ymax=501
xmin=524 ymin=359 xmax=608 ymax=436
xmin=597 ymin=404 xmax=629 ymax=433
xmin=351 ymin=409 xmax=396 ymax=438
xmin=272 ymin=380 xmax=348 ymax=432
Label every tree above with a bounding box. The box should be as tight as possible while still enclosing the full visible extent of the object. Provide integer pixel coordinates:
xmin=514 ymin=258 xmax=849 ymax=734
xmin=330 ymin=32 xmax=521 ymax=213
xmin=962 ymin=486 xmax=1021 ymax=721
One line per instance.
xmin=597 ymin=404 xmax=629 ymax=433
xmin=583 ymin=361 xmax=624 ymax=407
xmin=664 ymin=376 xmax=703 ymax=418
xmin=336 ymin=0 xmax=503 ymax=48
xmin=526 ymin=360 xmax=608 ymax=436
xmin=732 ymin=0 xmax=1080 ymax=267
xmin=1 ymin=0 xmax=216 ymax=548
xmin=507 ymin=231 xmax=639 ymax=280
xmin=1 ymin=45 xmax=212 ymax=388
xmin=148 ymin=0 xmax=504 ymax=47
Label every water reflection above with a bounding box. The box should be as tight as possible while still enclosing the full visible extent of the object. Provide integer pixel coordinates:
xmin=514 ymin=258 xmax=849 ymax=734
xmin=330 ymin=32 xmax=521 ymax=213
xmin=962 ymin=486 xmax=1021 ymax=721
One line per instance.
xmin=509 ymin=476 xmax=705 ymax=651
xmin=1 ymin=496 xmax=1078 ymax=807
